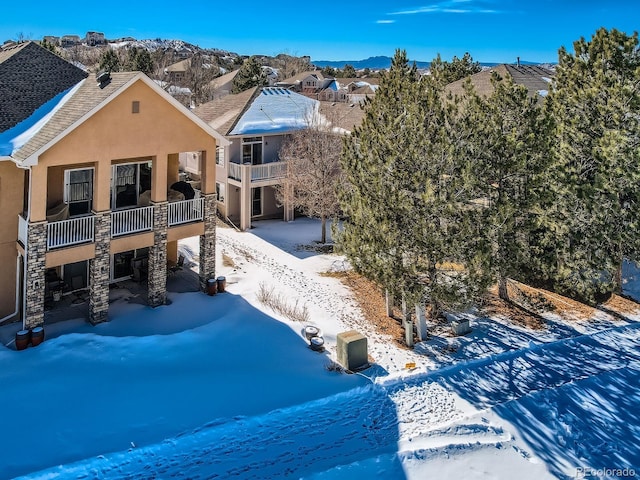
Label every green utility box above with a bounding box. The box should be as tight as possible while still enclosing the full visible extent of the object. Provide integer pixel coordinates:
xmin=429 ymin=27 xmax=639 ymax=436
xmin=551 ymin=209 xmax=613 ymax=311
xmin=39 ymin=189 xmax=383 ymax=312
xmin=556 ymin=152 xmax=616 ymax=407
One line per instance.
xmin=336 ymin=330 xmax=368 ymax=371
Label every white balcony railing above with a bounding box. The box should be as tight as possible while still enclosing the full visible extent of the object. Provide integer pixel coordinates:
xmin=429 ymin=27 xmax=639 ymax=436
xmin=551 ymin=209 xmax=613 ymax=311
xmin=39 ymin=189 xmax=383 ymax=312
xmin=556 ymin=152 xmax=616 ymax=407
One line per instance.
xmin=18 ymin=214 xmax=27 ymax=245
xmin=168 ymin=197 xmax=204 ymax=226
xmin=251 ymin=162 xmax=286 ymax=182
xmin=228 ymin=161 xmax=287 ymax=183
xmin=111 ymin=206 xmax=154 ymax=237
xmin=47 ymin=216 xmax=95 ymax=250
xmin=228 ymin=162 xmax=242 ymax=181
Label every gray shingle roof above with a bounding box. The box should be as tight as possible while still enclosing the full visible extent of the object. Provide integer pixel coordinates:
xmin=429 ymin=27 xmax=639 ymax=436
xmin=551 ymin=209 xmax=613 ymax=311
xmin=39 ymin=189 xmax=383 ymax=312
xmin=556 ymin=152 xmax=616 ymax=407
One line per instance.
xmin=193 ymin=87 xmax=259 ymax=135
xmin=0 ymin=41 xmax=88 ymax=132
xmin=13 ymin=71 xmax=139 ymax=161
xmin=446 ymin=64 xmax=554 ymax=99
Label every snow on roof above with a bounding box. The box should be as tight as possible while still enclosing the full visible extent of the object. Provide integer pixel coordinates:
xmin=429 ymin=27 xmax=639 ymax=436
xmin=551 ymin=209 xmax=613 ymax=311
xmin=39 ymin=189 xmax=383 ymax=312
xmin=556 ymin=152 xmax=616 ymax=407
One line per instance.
xmin=0 ymin=81 xmax=83 ymax=157
xmin=230 ymin=87 xmax=319 ymax=136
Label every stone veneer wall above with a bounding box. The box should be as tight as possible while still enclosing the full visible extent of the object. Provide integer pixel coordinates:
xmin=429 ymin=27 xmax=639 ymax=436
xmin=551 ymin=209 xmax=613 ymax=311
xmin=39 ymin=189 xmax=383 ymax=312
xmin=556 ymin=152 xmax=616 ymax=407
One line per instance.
xmin=24 ymin=221 xmax=46 ymax=329
xmin=199 ymin=193 xmax=217 ymax=291
xmin=89 ymin=211 xmax=111 ymax=324
xmin=148 ymin=201 xmax=168 ymax=307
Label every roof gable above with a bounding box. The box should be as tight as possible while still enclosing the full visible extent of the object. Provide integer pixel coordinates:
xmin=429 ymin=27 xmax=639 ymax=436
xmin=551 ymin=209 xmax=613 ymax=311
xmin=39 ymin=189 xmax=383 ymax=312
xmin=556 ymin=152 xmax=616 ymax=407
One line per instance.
xmin=12 ymin=71 xmax=228 ymax=164
xmin=0 ymin=42 xmax=88 ymax=132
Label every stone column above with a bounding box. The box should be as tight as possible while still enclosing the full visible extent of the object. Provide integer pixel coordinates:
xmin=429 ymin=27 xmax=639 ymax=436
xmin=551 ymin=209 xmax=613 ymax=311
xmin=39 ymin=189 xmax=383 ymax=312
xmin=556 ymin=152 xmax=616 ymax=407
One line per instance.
xmin=148 ymin=201 xmax=168 ymax=307
xmin=89 ymin=211 xmax=111 ymax=324
xmin=24 ymin=221 xmax=47 ymax=329
xmin=199 ymin=193 xmax=217 ymax=291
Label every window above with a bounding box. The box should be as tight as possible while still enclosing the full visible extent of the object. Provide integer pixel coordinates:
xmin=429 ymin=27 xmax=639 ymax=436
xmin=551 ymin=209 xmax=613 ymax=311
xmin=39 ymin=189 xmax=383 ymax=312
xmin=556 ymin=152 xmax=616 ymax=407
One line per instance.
xmin=242 ymin=137 xmax=263 ymax=165
xmin=64 ymin=168 xmax=94 ymax=216
xmin=216 ymin=146 xmax=224 ymax=166
xmin=111 ymin=161 xmax=152 ymax=209
xmin=216 ymin=182 xmax=225 ymax=202
xmin=252 ymin=187 xmax=262 ymax=216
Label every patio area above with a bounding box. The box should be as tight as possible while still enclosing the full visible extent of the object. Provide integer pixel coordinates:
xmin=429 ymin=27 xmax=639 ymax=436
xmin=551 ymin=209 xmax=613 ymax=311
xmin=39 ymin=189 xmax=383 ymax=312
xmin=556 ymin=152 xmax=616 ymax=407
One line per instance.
xmin=0 ymin=264 xmax=203 ymax=349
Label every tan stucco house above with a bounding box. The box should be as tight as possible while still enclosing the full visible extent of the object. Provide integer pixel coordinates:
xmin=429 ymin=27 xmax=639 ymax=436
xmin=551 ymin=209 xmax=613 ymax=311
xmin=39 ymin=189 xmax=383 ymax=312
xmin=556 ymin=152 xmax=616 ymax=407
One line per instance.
xmin=0 ymin=41 xmax=228 ymax=329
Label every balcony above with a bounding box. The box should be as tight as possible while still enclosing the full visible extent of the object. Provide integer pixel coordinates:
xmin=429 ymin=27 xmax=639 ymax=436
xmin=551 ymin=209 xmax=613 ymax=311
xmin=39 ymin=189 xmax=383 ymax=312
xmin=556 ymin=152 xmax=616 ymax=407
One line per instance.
xmin=47 ymin=216 xmax=95 ymax=250
xmin=168 ymin=196 xmax=204 ymax=226
xmin=227 ymin=161 xmax=287 ymax=183
xmin=251 ymin=162 xmax=286 ymax=182
xmin=111 ymin=206 xmax=154 ymax=237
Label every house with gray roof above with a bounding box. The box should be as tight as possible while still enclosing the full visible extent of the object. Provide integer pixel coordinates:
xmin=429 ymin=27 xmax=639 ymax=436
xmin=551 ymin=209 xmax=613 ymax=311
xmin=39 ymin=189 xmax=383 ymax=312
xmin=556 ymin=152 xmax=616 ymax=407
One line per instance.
xmin=446 ymin=64 xmax=554 ymax=100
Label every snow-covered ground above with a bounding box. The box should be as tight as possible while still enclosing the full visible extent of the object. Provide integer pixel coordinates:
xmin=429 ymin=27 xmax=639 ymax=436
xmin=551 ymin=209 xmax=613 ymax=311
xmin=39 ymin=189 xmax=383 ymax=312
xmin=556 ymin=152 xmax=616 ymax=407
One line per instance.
xmin=1 ymin=218 xmax=639 ymax=479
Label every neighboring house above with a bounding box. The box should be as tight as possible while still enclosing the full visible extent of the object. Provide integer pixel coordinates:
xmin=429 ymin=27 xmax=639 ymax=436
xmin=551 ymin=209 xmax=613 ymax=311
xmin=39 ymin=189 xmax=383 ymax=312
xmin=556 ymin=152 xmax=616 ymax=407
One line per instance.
xmin=193 ymin=87 xmax=321 ymax=230
xmin=280 ymin=72 xmax=378 ymax=103
xmin=60 ymin=35 xmax=81 ymax=47
xmin=165 ymin=59 xmax=190 ymax=85
xmin=0 ymin=42 xmax=228 ymax=329
xmin=42 ymin=36 xmax=60 ymax=46
xmin=277 ymin=71 xmax=333 ymax=95
xmin=85 ymin=31 xmax=106 ymax=46
xmin=206 ymin=69 xmax=239 ymax=99
xmin=446 ymin=64 xmax=554 ymax=100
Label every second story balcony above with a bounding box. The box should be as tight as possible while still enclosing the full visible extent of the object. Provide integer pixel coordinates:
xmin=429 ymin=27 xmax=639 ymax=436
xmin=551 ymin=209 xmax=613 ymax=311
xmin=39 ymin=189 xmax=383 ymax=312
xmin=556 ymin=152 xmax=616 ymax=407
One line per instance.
xmin=228 ymin=161 xmax=286 ymax=184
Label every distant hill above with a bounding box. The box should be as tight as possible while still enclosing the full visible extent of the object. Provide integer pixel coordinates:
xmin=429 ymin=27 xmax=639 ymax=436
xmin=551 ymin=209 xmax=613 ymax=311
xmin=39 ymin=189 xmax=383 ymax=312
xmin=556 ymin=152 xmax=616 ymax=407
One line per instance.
xmin=312 ymin=56 xmax=546 ymax=70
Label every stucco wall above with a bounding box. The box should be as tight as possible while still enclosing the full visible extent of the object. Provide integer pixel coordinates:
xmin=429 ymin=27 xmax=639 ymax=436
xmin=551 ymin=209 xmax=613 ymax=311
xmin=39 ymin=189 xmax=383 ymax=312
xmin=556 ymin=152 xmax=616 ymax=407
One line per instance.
xmin=30 ymin=79 xmax=218 ymax=222
xmin=0 ymin=161 xmax=25 ymax=319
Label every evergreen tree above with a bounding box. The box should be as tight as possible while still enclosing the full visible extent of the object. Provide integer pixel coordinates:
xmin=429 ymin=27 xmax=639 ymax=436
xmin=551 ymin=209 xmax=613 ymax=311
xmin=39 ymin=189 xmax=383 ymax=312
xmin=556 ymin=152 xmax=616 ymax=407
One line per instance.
xmin=459 ymin=74 xmax=552 ymax=301
xmin=99 ymin=48 xmax=121 ymax=73
xmin=231 ymin=56 xmax=267 ymax=93
xmin=338 ymin=50 xmax=486 ymax=317
xmin=320 ymin=66 xmax=337 ymax=77
xmin=127 ymin=47 xmax=153 ymax=74
xmin=341 ymin=64 xmax=357 ymax=78
xmin=544 ymin=28 xmax=640 ymax=303
xmin=430 ymin=52 xmax=482 ymax=85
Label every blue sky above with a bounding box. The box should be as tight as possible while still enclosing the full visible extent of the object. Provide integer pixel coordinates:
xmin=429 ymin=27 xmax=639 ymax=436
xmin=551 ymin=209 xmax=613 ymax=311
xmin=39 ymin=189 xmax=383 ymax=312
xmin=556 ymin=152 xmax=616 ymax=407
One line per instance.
xmin=2 ymin=0 xmax=639 ymax=63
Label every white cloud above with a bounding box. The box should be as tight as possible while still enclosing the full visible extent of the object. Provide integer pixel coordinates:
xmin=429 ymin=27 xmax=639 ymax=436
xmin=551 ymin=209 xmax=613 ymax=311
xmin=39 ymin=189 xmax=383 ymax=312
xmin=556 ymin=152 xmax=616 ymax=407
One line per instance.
xmin=376 ymin=19 xmax=396 ymax=24
xmin=391 ymin=0 xmax=499 ymax=15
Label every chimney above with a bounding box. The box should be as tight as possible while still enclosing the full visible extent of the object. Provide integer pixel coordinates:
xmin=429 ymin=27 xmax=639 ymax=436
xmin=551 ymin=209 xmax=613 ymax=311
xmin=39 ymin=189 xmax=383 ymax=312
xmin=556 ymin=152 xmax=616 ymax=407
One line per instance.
xmin=517 ymin=56 xmax=521 ymax=67
xmin=96 ymin=70 xmax=111 ymax=89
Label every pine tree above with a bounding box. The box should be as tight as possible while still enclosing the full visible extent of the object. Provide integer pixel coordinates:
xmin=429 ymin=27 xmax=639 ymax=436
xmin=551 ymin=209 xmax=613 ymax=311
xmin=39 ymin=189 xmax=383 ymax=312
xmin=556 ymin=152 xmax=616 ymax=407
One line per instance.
xmin=338 ymin=50 xmax=486 ymax=317
xmin=544 ymin=28 xmax=640 ymax=303
xmin=458 ymin=74 xmax=552 ymax=301
xmin=341 ymin=64 xmax=357 ymax=78
xmin=231 ymin=56 xmax=267 ymax=93
xmin=127 ymin=47 xmax=153 ymax=75
xmin=99 ymin=48 xmax=121 ymax=73
xmin=430 ymin=52 xmax=482 ymax=85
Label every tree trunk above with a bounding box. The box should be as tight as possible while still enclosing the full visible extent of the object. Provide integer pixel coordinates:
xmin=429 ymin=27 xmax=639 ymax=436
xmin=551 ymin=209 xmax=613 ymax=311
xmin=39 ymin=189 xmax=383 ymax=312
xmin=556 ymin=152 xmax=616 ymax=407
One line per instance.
xmin=614 ymin=257 xmax=623 ymax=294
xmin=320 ymin=215 xmax=327 ymax=244
xmin=498 ymin=275 xmax=510 ymax=302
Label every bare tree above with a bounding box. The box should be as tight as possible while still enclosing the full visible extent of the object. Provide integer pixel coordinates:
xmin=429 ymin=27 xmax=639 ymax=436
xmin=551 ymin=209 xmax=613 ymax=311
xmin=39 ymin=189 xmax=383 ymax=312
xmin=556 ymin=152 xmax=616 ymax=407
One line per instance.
xmin=276 ymin=120 xmax=344 ymax=244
